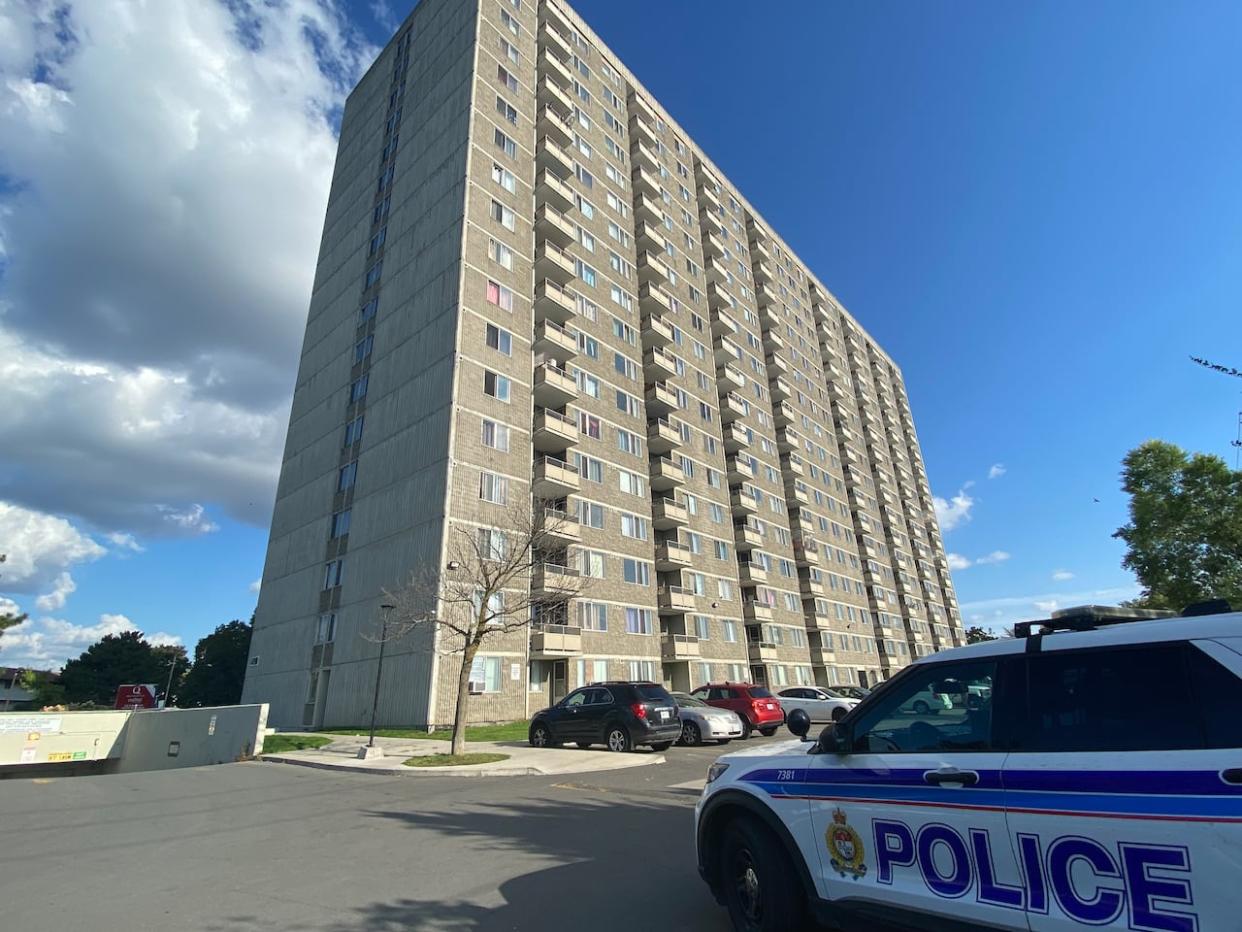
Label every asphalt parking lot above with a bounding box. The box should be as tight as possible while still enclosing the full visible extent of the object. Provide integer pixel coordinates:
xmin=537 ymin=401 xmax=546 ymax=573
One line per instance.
xmin=0 ymin=733 xmax=791 ymax=932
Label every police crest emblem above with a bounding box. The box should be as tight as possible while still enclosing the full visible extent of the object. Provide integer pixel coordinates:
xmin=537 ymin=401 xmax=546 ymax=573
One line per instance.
xmin=826 ymin=808 xmax=867 ymax=878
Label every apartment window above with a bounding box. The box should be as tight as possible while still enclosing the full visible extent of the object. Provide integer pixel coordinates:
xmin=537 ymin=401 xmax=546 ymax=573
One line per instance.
xmin=578 ymin=227 xmax=595 ymax=252
xmin=489 ymin=238 xmax=514 ymax=270
xmin=629 ymin=660 xmax=656 ymax=681
xmin=576 ymin=370 xmax=600 ymax=398
xmin=577 ymin=601 xmax=608 ymax=631
xmin=499 ymin=9 xmax=520 ymax=37
xmin=496 ymin=95 xmax=518 ymax=124
xmin=618 ymin=469 xmax=645 ymax=497
xmin=481 ymin=418 xmax=510 ymax=452
xmin=492 ymin=162 xmax=516 ymax=193
xmin=354 ymin=334 xmax=374 ymax=364
xmin=619 ymin=513 xmax=648 ymax=540
xmin=479 ymin=471 xmax=508 ymax=504
xmin=622 ymin=559 xmax=650 ymax=585
xmin=497 ymin=64 xmax=518 ymax=92
xmin=625 ymin=607 xmax=653 ymax=635
xmin=578 ymin=332 xmax=598 ymax=357
xmin=694 ymin=615 xmax=710 ymax=640
xmin=615 ymin=389 xmax=640 ymax=417
xmin=468 ymin=656 xmax=503 ymax=693
xmin=316 ymin=613 xmax=336 ymax=644
xmin=478 ymin=527 xmax=507 ymax=560
xmin=349 ymin=374 xmax=369 ymax=403
xmin=577 ymin=261 xmax=596 ymax=287
xmin=616 ymin=428 xmax=643 ymax=457
xmin=575 ymin=453 xmax=604 ymax=482
xmin=579 ymin=549 xmax=606 ymax=578
xmin=577 ymin=194 xmax=595 ymax=219
xmin=486 ymin=279 xmax=515 ymax=310
xmin=330 ymin=509 xmax=351 ymax=538
xmin=494 ymin=128 xmax=516 ymax=158
xmin=359 ymin=295 xmax=379 ymax=322
xmin=713 ymin=540 xmax=729 ymax=560
xmin=483 ymin=370 xmax=511 ymax=402
xmin=722 ymin=620 xmax=738 ymax=643
xmin=368 ymin=226 xmax=386 ymax=255
xmin=577 ymin=500 xmax=604 ymax=529
xmin=609 ymin=285 xmax=633 ymax=312
xmin=606 ymin=191 xmax=628 ymax=218
xmin=499 ymin=38 xmax=519 ymax=63
xmin=485 ymin=323 xmax=512 ymax=355
xmin=717 ymin=579 xmax=733 ymax=600
xmin=364 ymin=260 xmax=383 ymax=288
xmin=579 ymin=413 xmax=601 ymax=439
xmin=338 ymin=461 xmax=358 ymax=491
xmin=342 ymin=415 xmax=364 ymax=447
xmin=575 ymin=164 xmax=594 ymax=188
xmin=322 ymin=559 xmax=344 ymax=590
xmin=611 ymin=317 xmax=636 ymax=345
xmin=490 ymin=199 xmax=516 ymax=231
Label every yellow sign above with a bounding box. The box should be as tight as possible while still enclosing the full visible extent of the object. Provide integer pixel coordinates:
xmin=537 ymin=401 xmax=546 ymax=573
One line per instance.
xmin=48 ymin=752 xmax=73 ymax=762
xmin=27 ymin=732 xmax=40 ymax=742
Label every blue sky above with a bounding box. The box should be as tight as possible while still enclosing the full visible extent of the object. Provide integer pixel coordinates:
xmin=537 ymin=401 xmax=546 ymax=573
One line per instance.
xmin=1 ymin=0 xmax=1239 ymax=667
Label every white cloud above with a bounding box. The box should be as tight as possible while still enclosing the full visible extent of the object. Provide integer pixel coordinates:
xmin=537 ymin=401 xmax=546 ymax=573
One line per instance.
xmin=988 ymin=464 xmax=1006 ymax=480
xmin=147 ymin=631 xmax=184 ymax=648
xmin=974 ymin=550 xmax=1011 ymax=566
xmin=933 ymin=488 xmax=975 ymax=532
xmin=34 ymin=571 xmax=76 ymax=613
xmin=959 ymin=585 xmax=1141 ymax=633
xmin=106 ymin=532 xmax=145 ymax=553
xmin=370 ymin=0 xmax=399 ymax=31
xmin=1051 ymin=569 xmax=1075 ymax=581
xmin=0 ymin=501 xmax=106 ymax=592
xmin=0 ymin=0 xmax=376 ymax=536
xmin=0 ymin=611 xmax=182 ymax=670
xmin=249 ymin=578 xmax=263 ymax=595
xmin=946 ymin=553 xmax=972 ymax=571
xmin=1033 ymin=599 xmax=1059 ymax=612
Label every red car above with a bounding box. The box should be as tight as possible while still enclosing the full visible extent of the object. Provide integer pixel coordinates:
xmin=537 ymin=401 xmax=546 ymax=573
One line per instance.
xmin=689 ymin=682 xmax=784 ymax=738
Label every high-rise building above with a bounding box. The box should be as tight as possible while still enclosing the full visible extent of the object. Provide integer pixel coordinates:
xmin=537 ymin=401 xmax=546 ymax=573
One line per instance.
xmin=241 ymin=0 xmax=963 ymax=729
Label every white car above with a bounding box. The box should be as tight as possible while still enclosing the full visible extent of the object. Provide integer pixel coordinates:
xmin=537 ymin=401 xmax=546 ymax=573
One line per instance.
xmin=897 ymin=685 xmax=953 ymax=715
xmin=671 ymin=692 xmax=744 ymax=745
xmin=775 ymin=686 xmax=857 ymax=723
xmin=693 ymin=601 xmax=1242 ymax=931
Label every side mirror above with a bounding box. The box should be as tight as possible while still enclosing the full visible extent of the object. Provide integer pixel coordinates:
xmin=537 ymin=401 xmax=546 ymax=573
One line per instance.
xmin=787 ymin=708 xmax=812 ymax=740
xmin=816 ymin=722 xmax=850 ymax=754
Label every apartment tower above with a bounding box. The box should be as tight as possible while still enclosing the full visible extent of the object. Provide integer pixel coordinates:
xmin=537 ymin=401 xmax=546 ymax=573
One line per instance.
xmin=242 ymin=0 xmax=963 ymax=729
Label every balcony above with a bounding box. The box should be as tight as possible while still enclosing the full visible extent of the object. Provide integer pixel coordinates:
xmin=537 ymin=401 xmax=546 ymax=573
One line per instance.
xmin=765 ymin=353 xmax=789 ymax=377
xmin=541 ymin=507 xmax=581 ymax=546
xmin=743 ymin=600 xmax=773 ymax=624
xmin=633 ymin=192 xmax=663 ymax=223
xmin=537 ymin=21 xmax=571 ymax=60
xmin=774 ymin=400 xmax=797 ymax=427
xmin=751 ymin=239 xmax=772 ymax=264
xmin=641 ymin=313 xmax=674 ymax=348
xmin=535 ymin=240 xmax=576 ymax=284
xmin=649 ymin=456 xmax=685 ymax=491
xmin=722 ymin=422 xmax=750 ymax=451
xmin=629 ymin=113 xmax=656 ymax=145
xmin=753 ymin=260 xmax=774 ymax=284
xmin=714 ymin=336 xmax=741 ymax=366
xmin=533 ymin=408 xmax=578 ymax=453
xmin=782 ymin=454 xmax=804 ymax=476
xmin=643 ymin=346 xmax=678 ymax=380
xmin=538 ymin=47 xmax=573 ymax=88
xmin=726 ymin=454 xmax=754 ymax=484
xmin=763 ymin=327 xmax=786 ymax=353
xmin=535 ymin=203 xmax=575 ymax=246
xmin=733 ymin=522 xmax=762 ymax=551
xmin=755 ymin=281 xmax=776 ymax=307
xmin=655 ymin=539 xmax=694 ymax=572
xmin=634 ymin=220 xmax=667 ymax=253
xmin=658 ymin=584 xmax=695 ymax=615
xmin=531 ymin=563 xmax=580 ymax=597
xmin=530 ymin=623 xmax=582 ymax=658
xmin=533 ymin=362 xmax=578 ymax=408
xmin=748 ymin=642 xmax=779 ymax=663
xmin=644 ymin=380 xmax=678 ymax=415
xmin=637 ymin=251 xmax=671 ymax=285
xmin=532 ymin=455 xmax=579 ymax=498
xmin=702 ymin=231 xmax=726 ymax=258
xmin=652 ymin=496 xmax=689 ymax=530
xmin=719 ymin=364 xmax=745 ymax=390
xmin=707 ymin=280 xmax=735 ymax=310
xmin=535 ymin=168 xmax=574 ymax=212
xmin=786 ymin=483 xmax=809 ymax=506
xmin=775 ymin=426 xmax=800 ymax=452
xmin=794 ymin=540 xmax=821 ymax=567
xmin=710 ymin=308 xmax=739 ymax=337
xmin=704 ymin=257 xmax=730 ymax=285
xmin=738 ymin=561 xmax=768 ymax=586
xmin=647 ymin=417 xmax=683 ymax=455
xmin=629 ymin=91 xmax=657 ymax=125
xmin=538 ymin=105 xmax=573 ymax=147
xmin=534 ymin=278 xmax=576 ymax=325
xmin=538 ymin=0 xmax=572 ymax=36
xmin=730 ymin=488 xmax=759 ymax=516
xmin=638 ymin=281 xmax=672 ymax=316
xmin=809 ymin=642 xmax=835 ymax=666
xmin=632 ymin=165 xmax=661 ymax=197
xmin=632 ymin=140 xmax=659 ymax=171
xmin=535 ymin=136 xmax=573 ymax=179
xmin=532 ymin=320 xmax=578 ymax=364
xmin=662 ymin=634 xmax=701 ymax=662
xmin=770 ymin=377 xmax=792 ymax=401
xmin=800 ymin=576 xmax=826 ymax=599
xmin=698 ymin=182 xmax=722 ymax=213
xmin=720 ymin=392 xmax=748 ymax=422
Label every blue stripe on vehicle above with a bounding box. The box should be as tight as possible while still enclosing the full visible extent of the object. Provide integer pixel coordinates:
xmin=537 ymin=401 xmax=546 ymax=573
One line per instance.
xmin=742 ymin=767 xmax=1242 ymax=795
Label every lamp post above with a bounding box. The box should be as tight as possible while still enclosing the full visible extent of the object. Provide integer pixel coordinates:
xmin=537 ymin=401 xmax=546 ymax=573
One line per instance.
xmin=366 ymin=602 xmax=396 ymax=751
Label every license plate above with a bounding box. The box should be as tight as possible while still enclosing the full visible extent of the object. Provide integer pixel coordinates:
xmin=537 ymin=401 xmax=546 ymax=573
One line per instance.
xmin=659 ymin=709 xmax=670 ymax=721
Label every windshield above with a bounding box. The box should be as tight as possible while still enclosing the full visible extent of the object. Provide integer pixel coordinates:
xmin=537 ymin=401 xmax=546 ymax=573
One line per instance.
xmin=820 ymin=688 xmax=846 ymax=699
xmin=674 ymin=694 xmax=707 ymax=708
xmin=636 ymin=685 xmax=671 ymax=701
xmin=748 ymin=687 xmax=773 ymax=699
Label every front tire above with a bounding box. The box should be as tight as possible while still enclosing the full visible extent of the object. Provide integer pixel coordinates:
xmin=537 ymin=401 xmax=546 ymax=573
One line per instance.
xmin=719 ymin=817 xmax=808 ymax=932
xmin=680 ymin=721 xmax=702 ymax=746
xmin=758 ymin=727 xmax=777 ymax=737
xmin=913 ymin=700 xmax=930 ymax=715
xmin=605 ymin=725 xmax=630 ymax=753
xmin=739 ymin=717 xmax=753 ymax=739
xmin=831 ymin=707 xmax=847 ymax=723
xmin=529 ymin=722 xmax=555 ymax=748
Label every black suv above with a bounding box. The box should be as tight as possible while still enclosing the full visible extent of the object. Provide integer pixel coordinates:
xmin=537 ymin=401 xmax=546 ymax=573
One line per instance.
xmin=529 ymin=681 xmax=682 ymax=752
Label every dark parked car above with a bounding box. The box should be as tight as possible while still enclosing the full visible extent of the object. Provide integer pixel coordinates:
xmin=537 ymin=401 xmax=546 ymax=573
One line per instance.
xmin=528 ymin=681 xmax=682 ymax=753
xmin=689 ymin=683 xmax=784 ymax=738
xmin=831 ymin=684 xmax=871 ymax=701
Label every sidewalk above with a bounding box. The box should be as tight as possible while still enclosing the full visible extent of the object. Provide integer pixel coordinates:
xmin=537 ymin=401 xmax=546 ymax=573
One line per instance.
xmin=261 ymin=732 xmax=666 ymax=777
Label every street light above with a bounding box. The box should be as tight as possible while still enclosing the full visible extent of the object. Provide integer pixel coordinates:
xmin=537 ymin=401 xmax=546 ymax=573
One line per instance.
xmin=366 ymin=602 xmax=396 ymax=752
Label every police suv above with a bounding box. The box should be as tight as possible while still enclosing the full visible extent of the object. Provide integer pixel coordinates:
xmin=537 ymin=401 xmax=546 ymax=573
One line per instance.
xmin=694 ymin=602 xmax=1242 ymax=931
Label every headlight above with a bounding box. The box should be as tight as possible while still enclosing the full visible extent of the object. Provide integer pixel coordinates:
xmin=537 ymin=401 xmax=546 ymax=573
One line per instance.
xmin=706 ymin=762 xmax=730 ymax=784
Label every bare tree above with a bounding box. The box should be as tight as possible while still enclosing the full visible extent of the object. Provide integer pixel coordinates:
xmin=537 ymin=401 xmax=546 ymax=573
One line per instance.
xmin=378 ymin=501 xmax=583 ymax=756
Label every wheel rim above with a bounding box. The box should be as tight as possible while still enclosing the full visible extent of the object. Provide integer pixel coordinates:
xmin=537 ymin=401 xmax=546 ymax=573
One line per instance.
xmin=608 ymin=729 xmax=626 ymax=752
xmin=832 ymin=708 xmax=845 ymax=722
xmin=531 ymin=726 xmax=548 ymax=747
xmin=731 ymin=846 xmax=763 ymax=924
xmin=914 ymin=701 xmax=928 ymax=715
xmin=683 ymin=723 xmax=699 ymax=745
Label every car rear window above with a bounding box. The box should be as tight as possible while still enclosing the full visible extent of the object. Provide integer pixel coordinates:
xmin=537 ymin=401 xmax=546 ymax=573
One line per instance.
xmin=748 ymin=687 xmax=773 ymax=698
xmin=636 ymin=685 xmax=671 ymax=701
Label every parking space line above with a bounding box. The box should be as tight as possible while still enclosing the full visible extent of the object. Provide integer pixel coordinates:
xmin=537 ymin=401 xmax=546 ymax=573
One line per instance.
xmin=668 ymin=779 xmax=705 ymax=791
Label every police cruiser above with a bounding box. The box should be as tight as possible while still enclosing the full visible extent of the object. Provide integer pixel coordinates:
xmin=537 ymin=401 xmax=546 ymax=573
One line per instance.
xmin=694 ymin=601 xmax=1241 ymax=931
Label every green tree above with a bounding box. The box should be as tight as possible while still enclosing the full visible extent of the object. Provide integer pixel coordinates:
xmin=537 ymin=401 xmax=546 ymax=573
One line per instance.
xmin=965 ymin=626 xmax=997 ymax=644
xmin=178 ymin=620 xmax=252 ymax=707
xmin=1114 ymin=440 xmax=1242 ymax=610
xmin=59 ymin=630 xmax=188 ymax=706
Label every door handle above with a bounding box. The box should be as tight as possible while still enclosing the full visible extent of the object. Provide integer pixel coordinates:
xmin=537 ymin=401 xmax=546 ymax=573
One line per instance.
xmin=924 ymin=768 xmax=979 ymax=787
xmin=1221 ymin=768 xmax=1242 ymax=785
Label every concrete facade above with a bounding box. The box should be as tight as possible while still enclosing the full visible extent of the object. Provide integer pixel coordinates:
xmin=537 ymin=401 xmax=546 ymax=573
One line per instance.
xmin=244 ymin=0 xmax=964 ymax=730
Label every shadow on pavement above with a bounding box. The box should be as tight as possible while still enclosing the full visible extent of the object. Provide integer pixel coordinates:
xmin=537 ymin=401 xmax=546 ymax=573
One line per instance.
xmin=330 ymin=796 xmax=729 ymax=931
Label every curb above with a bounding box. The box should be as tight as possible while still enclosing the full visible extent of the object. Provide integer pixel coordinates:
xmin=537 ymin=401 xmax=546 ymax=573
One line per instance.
xmin=260 ymin=752 xmax=666 ymax=778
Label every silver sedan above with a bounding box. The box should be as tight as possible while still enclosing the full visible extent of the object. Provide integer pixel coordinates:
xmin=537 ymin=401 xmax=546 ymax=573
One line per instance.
xmin=671 ymin=692 xmax=743 ymax=746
